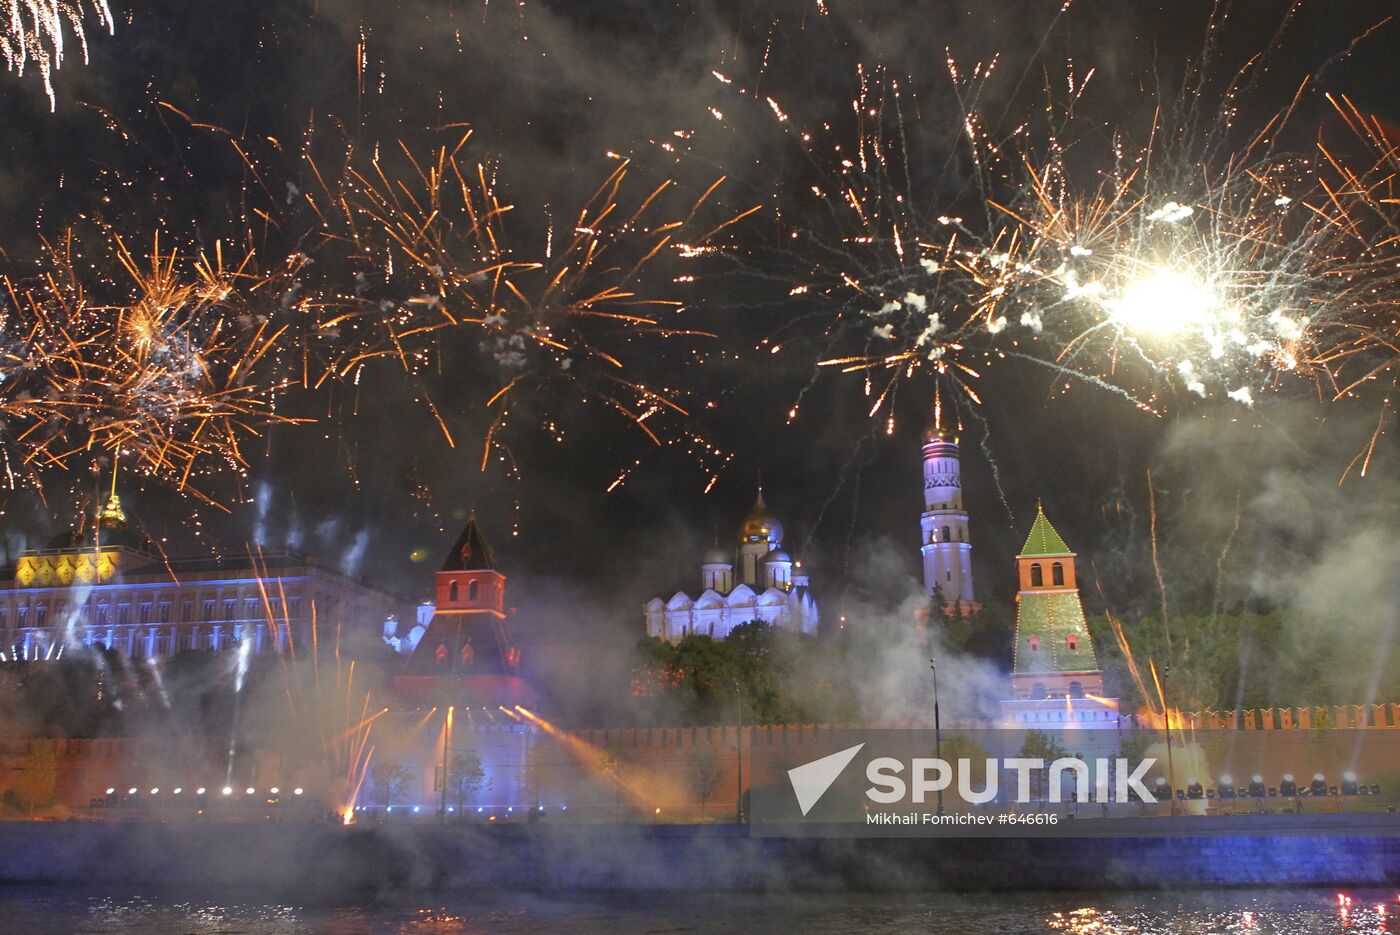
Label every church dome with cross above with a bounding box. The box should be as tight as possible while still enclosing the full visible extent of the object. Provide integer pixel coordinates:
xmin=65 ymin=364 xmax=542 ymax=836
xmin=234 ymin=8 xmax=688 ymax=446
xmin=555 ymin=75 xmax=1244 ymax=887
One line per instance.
xmin=644 ymin=488 xmax=818 ymax=642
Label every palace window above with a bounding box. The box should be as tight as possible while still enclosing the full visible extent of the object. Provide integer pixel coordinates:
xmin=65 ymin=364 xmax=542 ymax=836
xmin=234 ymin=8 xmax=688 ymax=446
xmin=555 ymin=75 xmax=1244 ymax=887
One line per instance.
xmin=117 ymin=604 xmax=130 ymax=626
xmin=941 ymin=525 xmax=951 ymax=543
xmin=1066 ymin=633 xmax=1079 ymax=651
xmin=1069 ymin=681 xmax=1084 ymax=699
xmin=203 ymin=600 xmax=216 ymax=621
xmin=1052 ymin=562 xmax=1065 ymax=586
xmin=1030 ymin=563 xmax=1043 ymax=587
xmin=159 ymin=602 xmax=172 ymax=623
xmin=95 ymin=604 xmax=109 ymax=626
xmin=1032 ymin=682 xmax=1047 ymax=700
xmin=288 ymin=597 xmax=302 ymax=618
xmin=34 ymin=604 xmax=47 ymax=626
xmin=182 ymin=601 xmax=194 ymax=622
xmin=223 ymin=599 xmax=236 ymax=621
xmin=139 ymin=603 xmax=152 ymax=625
xmin=449 ymin=581 xmax=459 ymax=602
xmin=245 ymin=598 xmax=259 ymax=619
xmin=468 ymin=580 xmax=479 ymax=601
xmin=1028 ymin=635 xmax=1041 ymax=652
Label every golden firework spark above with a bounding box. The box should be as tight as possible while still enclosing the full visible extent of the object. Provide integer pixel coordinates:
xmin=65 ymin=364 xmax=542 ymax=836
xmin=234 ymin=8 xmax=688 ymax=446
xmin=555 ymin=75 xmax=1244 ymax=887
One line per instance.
xmin=0 ymin=229 xmax=307 ymax=505
xmin=305 ymin=132 xmax=741 ymax=481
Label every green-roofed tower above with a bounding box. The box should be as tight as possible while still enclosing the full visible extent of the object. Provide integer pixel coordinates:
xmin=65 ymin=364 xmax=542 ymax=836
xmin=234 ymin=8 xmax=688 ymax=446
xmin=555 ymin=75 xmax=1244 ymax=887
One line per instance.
xmin=1020 ymin=501 xmax=1072 ymax=557
xmin=1003 ymin=503 xmax=1117 ymax=726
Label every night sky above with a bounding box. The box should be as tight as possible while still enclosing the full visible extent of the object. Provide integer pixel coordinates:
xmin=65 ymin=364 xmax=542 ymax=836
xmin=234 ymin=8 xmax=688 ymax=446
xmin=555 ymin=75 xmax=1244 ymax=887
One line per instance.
xmin=1 ymin=1 xmax=1396 ymax=649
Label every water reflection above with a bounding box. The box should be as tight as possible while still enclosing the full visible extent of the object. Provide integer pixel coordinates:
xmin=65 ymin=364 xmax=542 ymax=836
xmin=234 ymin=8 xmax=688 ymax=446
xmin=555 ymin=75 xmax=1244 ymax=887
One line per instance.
xmin=0 ymin=888 xmax=1394 ymax=934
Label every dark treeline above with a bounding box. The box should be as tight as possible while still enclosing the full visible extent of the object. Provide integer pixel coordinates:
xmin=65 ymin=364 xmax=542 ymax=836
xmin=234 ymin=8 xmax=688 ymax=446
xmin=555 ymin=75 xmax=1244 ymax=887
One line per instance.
xmin=1089 ymin=611 xmax=1400 ymax=716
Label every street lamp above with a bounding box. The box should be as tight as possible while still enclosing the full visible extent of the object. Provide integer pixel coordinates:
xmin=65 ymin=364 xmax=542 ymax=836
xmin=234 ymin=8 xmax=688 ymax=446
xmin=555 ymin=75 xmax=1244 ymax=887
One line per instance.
xmin=1162 ymin=665 xmax=1177 ymax=816
xmin=732 ymin=679 xmax=744 ymax=824
xmin=929 ymin=658 xmax=943 ymax=816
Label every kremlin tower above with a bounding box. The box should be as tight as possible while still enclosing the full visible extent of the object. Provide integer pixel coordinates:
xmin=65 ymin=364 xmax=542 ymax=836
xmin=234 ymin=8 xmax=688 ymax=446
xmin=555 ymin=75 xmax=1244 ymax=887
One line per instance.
xmin=396 ymin=512 xmax=534 ymax=705
xmin=1001 ymin=503 xmax=1118 ymax=727
xmin=919 ymin=412 xmax=976 ymax=613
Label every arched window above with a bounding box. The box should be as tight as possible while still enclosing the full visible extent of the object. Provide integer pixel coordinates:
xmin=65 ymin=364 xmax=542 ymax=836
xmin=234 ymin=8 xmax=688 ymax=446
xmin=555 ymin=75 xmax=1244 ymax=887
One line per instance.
xmin=468 ymin=580 xmax=479 ymax=602
xmin=1028 ymin=635 xmax=1041 ymax=653
xmin=941 ymin=525 xmax=951 ymax=543
xmin=1069 ymin=681 xmax=1084 ymax=699
xmin=1032 ymin=682 xmax=1047 ymax=700
xmin=1052 ymin=561 xmax=1065 ymax=586
xmin=1066 ymin=632 xmax=1079 ymax=651
xmin=449 ymin=581 xmax=459 ymax=603
xmin=1030 ymin=563 xmax=1043 ymax=587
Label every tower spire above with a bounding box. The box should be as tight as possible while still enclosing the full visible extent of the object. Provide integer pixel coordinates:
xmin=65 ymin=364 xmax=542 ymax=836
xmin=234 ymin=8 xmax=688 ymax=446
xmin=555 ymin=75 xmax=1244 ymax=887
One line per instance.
xmin=99 ymin=451 xmax=126 ymax=526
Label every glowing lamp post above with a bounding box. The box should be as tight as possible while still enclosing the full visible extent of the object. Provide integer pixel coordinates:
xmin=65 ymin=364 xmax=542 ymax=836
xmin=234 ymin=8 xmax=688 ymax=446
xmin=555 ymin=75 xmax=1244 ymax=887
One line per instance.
xmin=929 ymin=658 xmax=942 ymax=816
xmin=1162 ymin=665 xmax=1177 ymax=816
xmin=732 ymin=680 xmax=745 ymax=824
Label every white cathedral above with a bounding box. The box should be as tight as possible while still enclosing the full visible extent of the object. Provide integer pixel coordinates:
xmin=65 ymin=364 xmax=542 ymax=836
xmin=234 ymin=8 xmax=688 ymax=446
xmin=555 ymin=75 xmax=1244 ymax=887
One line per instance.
xmin=643 ymin=491 xmax=820 ymax=641
xmin=643 ymin=417 xmax=977 ymax=641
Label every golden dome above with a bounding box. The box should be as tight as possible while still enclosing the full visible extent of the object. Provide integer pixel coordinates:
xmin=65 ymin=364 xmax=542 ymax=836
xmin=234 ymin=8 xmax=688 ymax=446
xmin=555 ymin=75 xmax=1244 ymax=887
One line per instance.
xmin=922 ymin=422 xmax=957 ymax=444
xmin=739 ymin=490 xmax=784 ymax=543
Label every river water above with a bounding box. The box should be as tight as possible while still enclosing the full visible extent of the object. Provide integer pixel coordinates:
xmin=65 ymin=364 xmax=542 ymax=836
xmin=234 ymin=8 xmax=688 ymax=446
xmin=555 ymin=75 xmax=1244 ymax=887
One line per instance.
xmin=0 ymin=887 xmax=1390 ymax=934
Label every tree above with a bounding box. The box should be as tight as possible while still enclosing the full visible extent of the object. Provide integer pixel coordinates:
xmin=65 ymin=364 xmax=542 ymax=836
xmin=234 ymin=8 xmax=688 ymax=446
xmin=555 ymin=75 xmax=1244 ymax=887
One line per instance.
xmin=939 ymin=733 xmax=990 ymax=764
xmin=599 ymin=734 xmax=629 ymax=814
xmin=686 ymin=745 xmax=726 ymax=819
xmin=445 ymin=745 xmax=487 ymax=813
xmin=372 ymin=755 xmax=412 ymax=810
xmin=519 ymin=738 xmax=559 ymax=809
xmin=928 ymin=584 xmax=954 ymax=628
xmin=1017 ymin=729 xmax=1069 ymax=806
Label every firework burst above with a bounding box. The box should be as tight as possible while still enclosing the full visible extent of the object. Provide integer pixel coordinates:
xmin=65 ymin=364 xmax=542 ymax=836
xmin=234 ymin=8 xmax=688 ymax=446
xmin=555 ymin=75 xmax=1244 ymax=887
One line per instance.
xmin=304 ymin=132 xmax=740 ymax=479
xmin=679 ymin=6 xmax=1398 ymax=442
xmin=967 ymin=92 xmax=1400 ymax=415
xmin=0 ymin=229 xmax=306 ymax=506
xmin=686 ymin=57 xmax=1025 ymax=430
xmin=1 ymin=0 xmax=113 ymax=109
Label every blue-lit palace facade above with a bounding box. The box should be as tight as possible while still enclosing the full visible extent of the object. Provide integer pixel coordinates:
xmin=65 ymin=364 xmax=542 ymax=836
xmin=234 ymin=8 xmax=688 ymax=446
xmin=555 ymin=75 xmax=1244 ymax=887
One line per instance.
xmin=0 ymin=492 xmax=401 ymax=662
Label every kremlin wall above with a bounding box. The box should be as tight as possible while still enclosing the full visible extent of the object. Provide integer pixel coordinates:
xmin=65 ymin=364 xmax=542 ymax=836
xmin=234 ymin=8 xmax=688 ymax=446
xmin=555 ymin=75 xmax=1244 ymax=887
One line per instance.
xmin=6 ymin=707 xmax=1400 ymax=822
